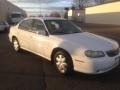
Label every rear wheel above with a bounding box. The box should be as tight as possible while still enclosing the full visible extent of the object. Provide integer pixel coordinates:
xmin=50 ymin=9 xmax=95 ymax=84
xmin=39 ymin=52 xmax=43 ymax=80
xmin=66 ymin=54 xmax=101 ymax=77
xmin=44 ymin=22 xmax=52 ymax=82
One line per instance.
xmin=12 ymin=37 xmax=20 ymax=52
xmin=53 ymin=50 xmax=73 ymax=75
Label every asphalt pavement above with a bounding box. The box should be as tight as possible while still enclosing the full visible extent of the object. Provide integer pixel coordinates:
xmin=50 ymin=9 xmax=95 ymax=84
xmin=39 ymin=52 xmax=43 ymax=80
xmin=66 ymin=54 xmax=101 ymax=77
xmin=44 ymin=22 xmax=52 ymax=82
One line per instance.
xmin=0 ymin=25 xmax=120 ymax=90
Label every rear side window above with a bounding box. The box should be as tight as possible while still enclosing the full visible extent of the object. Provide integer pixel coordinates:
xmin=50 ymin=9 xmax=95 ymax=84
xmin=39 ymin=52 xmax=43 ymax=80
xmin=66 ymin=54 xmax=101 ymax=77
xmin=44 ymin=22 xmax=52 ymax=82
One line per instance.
xmin=18 ymin=19 xmax=32 ymax=30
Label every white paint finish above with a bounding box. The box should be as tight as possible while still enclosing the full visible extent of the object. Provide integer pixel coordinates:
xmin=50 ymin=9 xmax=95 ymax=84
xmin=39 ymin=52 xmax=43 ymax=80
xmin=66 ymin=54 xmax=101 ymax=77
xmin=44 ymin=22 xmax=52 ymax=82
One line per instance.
xmin=73 ymin=53 xmax=120 ymax=74
xmin=51 ymin=32 xmax=119 ymax=51
xmin=9 ymin=17 xmax=120 ymax=74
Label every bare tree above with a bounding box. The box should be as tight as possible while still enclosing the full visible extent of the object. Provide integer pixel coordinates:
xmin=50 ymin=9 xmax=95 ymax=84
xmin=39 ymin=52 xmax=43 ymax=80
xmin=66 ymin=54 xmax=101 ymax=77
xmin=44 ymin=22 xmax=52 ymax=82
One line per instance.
xmin=77 ymin=0 xmax=87 ymax=9
xmin=49 ymin=11 xmax=61 ymax=17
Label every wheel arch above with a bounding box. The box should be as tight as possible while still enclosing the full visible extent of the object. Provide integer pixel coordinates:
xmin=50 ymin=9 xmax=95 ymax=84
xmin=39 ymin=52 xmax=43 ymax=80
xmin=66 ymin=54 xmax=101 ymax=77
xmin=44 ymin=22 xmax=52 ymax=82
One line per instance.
xmin=51 ymin=47 xmax=72 ymax=63
xmin=12 ymin=35 xmax=17 ymax=41
xmin=12 ymin=36 xmax=20 ymax=47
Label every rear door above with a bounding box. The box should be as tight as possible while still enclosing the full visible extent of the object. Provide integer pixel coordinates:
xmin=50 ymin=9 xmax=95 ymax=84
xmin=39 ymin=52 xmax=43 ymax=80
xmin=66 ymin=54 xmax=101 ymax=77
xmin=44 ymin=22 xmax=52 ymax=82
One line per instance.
xmin=17 ymin=19 xmax=34 ymax=50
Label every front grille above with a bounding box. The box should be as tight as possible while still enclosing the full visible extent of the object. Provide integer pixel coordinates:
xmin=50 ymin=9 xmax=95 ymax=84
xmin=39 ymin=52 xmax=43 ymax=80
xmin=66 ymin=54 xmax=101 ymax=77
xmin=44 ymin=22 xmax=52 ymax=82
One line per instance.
xmin=106 ymin=48 xmax=119 ymax=57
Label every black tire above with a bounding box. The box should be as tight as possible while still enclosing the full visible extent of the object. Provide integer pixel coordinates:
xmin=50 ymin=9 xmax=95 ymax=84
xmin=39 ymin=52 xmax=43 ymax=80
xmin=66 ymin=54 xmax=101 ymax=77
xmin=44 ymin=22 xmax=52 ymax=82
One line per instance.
xmin=12 ymin=37 xmax=21 ymax=52
xmin=53 ymin=50 xmax=73 ymax=75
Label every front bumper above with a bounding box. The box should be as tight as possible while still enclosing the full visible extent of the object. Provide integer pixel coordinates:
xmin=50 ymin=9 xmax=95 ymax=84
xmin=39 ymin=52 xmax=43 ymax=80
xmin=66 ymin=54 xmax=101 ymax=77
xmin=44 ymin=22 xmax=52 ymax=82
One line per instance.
xmin=73 ymin=52 xmax=120 ymax=74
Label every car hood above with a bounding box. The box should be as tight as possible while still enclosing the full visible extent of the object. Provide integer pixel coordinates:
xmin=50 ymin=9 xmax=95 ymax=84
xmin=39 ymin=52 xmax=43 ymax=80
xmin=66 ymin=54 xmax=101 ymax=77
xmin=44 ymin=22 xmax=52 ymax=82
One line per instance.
xmin=50 ymin=32 xmax=119 ymax=51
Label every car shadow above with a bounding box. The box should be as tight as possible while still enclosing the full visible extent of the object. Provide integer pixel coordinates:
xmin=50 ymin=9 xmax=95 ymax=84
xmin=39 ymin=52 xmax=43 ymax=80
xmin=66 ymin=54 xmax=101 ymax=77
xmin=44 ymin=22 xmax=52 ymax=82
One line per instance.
xmin=69 ymin=66 xmax=120 ymax=83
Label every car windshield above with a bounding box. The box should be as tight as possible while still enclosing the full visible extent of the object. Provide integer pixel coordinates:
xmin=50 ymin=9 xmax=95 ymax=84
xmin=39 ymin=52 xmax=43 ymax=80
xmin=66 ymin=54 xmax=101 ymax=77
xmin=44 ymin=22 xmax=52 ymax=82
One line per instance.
xmin=44 ymin=20 xmax=82 ymax=35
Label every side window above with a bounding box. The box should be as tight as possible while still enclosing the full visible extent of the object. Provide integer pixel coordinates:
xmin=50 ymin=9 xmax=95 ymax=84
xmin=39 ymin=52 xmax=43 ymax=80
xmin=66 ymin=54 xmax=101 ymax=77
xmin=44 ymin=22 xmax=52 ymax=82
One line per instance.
xmin=18 ymin=19 xmax=32 ymax=30
xmin=32 ymin=19 xmax=46 ymax=35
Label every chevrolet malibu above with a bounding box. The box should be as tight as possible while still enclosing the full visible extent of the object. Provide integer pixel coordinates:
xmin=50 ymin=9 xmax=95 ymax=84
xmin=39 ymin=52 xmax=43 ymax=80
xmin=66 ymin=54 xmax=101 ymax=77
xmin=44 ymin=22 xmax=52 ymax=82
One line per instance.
xmin=9 ymin=17 xmax=120 ymax=74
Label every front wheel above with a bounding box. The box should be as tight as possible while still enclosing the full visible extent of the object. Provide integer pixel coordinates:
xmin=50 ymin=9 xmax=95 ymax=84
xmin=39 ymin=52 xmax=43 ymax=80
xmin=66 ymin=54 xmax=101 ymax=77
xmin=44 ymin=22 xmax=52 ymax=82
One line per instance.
xmin=53 ymin=50 xmax=73 ymax=75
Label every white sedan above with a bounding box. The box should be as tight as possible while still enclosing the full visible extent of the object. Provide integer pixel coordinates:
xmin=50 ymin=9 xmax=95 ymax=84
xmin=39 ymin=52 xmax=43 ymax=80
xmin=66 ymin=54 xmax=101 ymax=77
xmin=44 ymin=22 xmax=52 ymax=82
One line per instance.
xmin=9 ymin=17 xmax=120 ymax=74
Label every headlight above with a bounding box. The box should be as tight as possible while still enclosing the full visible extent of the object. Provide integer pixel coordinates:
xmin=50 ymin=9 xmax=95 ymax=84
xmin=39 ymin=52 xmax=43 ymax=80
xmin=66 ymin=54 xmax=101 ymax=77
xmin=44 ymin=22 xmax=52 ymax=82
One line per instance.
xmin=85 ymin=50 xmax=105 ymax=58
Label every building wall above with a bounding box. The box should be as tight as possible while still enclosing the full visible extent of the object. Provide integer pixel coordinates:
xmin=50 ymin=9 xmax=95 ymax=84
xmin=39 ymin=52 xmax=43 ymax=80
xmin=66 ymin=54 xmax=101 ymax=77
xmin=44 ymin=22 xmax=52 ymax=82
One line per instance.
xmin=85 ymin=1 xmax=120 ymax=25
xmin=0 ymin=0 xmax=26 ymax=21
xmin=72 ymin=10 xmax=85 ymax=22
xmin=68 ymin=9 xmax=85 ymax=22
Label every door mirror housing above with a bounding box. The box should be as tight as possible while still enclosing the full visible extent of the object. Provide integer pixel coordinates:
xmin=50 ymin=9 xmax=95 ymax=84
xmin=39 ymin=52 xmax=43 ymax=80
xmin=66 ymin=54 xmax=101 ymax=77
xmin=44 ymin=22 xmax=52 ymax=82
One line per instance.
xmin=38 ymin=30 xmax=48 ymax=36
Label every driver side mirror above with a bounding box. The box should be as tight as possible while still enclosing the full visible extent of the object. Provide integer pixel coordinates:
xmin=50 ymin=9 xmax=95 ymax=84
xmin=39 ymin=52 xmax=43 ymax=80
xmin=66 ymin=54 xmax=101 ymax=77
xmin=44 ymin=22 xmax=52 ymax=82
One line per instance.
xmin=37 ymin=30 xmax=48 ymax=36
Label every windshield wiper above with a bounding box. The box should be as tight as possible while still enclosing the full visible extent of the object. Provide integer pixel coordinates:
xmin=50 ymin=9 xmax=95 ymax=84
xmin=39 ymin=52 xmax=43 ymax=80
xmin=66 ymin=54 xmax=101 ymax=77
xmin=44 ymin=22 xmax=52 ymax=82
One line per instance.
xmin=53 ymin=31 xmax=68 ymax=35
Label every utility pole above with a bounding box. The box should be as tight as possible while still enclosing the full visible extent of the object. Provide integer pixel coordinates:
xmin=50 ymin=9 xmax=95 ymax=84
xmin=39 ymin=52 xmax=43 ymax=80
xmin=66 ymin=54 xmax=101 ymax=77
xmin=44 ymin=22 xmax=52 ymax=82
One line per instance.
xmin=40 ymin=1 xmax=41 ymax=16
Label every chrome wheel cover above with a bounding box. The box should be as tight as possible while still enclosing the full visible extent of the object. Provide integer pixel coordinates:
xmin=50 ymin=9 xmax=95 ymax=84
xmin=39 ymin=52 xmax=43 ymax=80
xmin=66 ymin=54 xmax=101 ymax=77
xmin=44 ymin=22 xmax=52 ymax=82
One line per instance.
xmin=13 ymin=39 xmax=19 ymax=51
xmin=55 ymin=54 xmax=68 ymax=73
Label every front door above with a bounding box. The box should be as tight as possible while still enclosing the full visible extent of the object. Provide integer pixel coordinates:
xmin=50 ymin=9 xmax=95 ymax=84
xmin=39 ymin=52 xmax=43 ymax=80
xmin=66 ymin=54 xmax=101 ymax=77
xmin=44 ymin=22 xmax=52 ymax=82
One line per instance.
xmin=30 ymin=19 xmax=49 ymax=57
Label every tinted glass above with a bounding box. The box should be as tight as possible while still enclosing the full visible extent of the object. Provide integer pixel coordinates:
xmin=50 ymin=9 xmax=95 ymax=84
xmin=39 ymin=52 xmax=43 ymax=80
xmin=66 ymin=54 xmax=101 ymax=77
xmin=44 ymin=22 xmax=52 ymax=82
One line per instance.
xmin=44 ymin=20 xmax=82 ymax=35
xmin=18 ymin=19 xmax=32 ymax=30
xmin=32 ymin=19 xmax=47 ymax=35
xmin=33 ymin=19 xmax=46 ymax=31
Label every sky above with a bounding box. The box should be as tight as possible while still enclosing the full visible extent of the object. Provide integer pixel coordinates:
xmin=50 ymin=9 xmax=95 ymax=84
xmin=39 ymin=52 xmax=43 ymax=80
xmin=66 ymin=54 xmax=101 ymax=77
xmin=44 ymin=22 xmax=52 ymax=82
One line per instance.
xmin=7 ymin=0 xmax=73 ymax=15
xmin=8 ymin=0 xmax=73 ymax=6
xmin=8 ymin=0 xmax=71 ymax=3
xmin=8 ymin=0 xmax=110 ymax=16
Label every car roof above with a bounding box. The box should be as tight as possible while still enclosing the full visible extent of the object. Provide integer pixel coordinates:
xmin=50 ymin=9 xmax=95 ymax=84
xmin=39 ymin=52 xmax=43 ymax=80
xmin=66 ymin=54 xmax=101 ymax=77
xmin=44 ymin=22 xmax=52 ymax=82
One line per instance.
xmin=24 ymin=17 xmax=66 ymax=21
